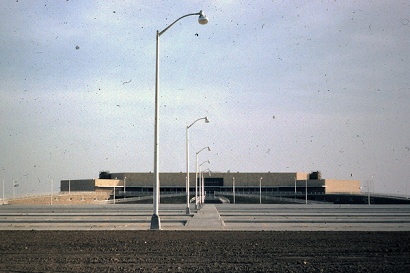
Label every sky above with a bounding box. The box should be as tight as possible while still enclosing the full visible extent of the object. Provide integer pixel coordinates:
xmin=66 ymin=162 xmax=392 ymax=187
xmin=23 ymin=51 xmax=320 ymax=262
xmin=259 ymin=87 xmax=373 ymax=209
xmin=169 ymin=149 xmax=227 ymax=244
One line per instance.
xmin=1 ymin=0 xmax=409 ymax=197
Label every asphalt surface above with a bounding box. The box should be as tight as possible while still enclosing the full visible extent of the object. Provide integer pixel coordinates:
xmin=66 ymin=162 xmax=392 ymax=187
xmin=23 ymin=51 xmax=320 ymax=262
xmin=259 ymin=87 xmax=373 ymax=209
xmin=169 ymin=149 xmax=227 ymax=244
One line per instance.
xmin=1 ymin=204 xmax=410 ymax=231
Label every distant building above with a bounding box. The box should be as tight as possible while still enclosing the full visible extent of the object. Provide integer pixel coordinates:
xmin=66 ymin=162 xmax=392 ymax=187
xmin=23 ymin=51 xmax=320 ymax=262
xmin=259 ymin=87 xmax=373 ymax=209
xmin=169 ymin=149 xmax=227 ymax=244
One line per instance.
xmin=60 ymin=171 xmax=360 ymax=195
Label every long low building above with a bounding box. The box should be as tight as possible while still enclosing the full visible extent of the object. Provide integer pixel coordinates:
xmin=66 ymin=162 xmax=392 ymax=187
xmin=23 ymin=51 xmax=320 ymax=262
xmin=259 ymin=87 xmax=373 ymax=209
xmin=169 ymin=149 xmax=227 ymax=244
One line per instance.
xmin=61 ymin=171 xmax=360 ymax=195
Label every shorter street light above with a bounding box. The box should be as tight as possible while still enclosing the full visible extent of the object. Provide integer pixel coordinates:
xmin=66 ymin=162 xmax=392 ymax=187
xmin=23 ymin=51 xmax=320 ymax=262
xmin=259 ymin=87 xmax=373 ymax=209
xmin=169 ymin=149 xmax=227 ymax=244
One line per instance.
xmin=186 ymin=117 xmax=209 ymax=214
xmin=202 ymin=167 xmax=211 ymax=203
xmin=305 ymin=178 xmax=308 ymax=205
xmin=233 ymin=177 xmax=236 ymax=204
xmin=124 ymin=176 xmax=126 ymax=200
xmin=195 ymin=146 xmax=211 ymax=209
xmin=113 ymin=179 xmax=116 ymax=205
xmin=199 ymin=160 xmax=210 ymax=205
xmin=201 ymin=168 xmax=212 ymax=204
xmin=367 ymin=175 xmax=374 ymax=205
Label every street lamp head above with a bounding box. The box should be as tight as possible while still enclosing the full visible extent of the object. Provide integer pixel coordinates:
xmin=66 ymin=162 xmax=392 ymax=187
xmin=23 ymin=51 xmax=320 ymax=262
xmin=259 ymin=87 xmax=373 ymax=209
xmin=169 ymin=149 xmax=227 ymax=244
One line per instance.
xmin=198 ymin=10 xmax=208 ymax=25
xmin=207 ymin=147 xmax=211 ymax=151
xmin=204 ymin=116 xmax=210 ymax=123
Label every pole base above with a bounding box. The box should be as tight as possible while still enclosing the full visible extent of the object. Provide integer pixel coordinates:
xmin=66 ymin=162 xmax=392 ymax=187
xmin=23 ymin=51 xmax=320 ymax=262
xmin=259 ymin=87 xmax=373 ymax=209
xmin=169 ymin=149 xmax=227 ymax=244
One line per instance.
xmin=186 ymin=207 xmax=191 ymax=215
xmin=150 ymin=214 xmax=161 ymax=230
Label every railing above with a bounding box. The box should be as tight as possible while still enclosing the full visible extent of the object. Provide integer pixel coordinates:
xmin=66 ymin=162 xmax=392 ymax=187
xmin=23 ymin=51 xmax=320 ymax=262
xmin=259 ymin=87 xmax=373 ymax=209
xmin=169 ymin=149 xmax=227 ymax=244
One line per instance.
xmin=116 ymin=191 xmax=186 ymax=196
xmin=360 ymin=192 xmax=409 ymax=200
xmin=213 ymin=191 xmax=328 ymax=204
xmin=215 ymin=191 xmax=309 ymax=196
xmin=108 ymin=192 xmax=186 ymax=204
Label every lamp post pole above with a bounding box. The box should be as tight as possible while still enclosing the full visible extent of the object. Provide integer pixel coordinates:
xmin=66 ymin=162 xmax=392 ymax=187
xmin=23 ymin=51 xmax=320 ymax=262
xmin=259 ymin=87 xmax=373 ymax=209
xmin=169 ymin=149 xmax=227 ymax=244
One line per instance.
xmin=202 ymin=173 xmax=205 ymax=204
xmin=259 ymin=177 xmax=263 ymax=204
xmin=202 ymin=168 xmax=211 ymax=204
xmin=151 ymin=11 xmax=208 ymax=230
xmin=201 ymin=172 xmax=205 ymax=204
xmin=195 ymin=146 xmax=210 ymax=209
xmin=198 ymin=165 xmax=203 ymax=206
xmin=233 ymin=177 xmax=236 ymax=204
xmin=199 ymin=160 xmax=210 ymax=205
xmin=367 ymin=177 xmax=372 ymax=205
xmin=305 ymin=178 xmax=308 ymax=205
xmin=366 ymin=174 xmax=375 ymax=205
xmin=195 ymin=154 xmax=198 ymax=208
xmin=124 ymin=176 xmax=126 ymax=200
xmin=186 ymin=117 xmax=209 ymax=215
xmin=113 ymin=180 xmax=116 ymax=205
xmin=367 ymin=180 xmax=370 ymax=205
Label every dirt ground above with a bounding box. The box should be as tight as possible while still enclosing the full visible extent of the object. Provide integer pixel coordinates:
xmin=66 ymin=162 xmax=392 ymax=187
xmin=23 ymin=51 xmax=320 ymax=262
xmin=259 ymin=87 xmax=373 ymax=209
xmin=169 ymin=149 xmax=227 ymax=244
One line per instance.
xmin=0 ymin=231 xmax=409 ymax=272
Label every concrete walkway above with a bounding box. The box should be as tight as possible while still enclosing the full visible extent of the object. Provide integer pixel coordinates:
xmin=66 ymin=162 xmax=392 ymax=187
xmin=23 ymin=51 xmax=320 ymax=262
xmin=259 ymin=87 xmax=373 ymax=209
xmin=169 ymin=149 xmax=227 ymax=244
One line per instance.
xmin=185 ymin=204 xmax=224 ymax=230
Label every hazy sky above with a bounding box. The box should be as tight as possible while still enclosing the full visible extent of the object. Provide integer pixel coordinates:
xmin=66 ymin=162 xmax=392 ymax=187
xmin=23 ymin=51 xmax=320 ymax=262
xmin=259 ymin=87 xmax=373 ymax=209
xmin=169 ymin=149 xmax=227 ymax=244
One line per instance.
xmin=1 ymin=0 xmax=409 ymax=197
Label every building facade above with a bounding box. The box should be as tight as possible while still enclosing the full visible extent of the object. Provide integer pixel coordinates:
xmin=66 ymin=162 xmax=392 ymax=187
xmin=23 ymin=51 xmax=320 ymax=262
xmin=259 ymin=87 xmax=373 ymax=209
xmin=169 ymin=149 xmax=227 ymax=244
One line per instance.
xmin=61 ymin=171 xmax=360 ymax=195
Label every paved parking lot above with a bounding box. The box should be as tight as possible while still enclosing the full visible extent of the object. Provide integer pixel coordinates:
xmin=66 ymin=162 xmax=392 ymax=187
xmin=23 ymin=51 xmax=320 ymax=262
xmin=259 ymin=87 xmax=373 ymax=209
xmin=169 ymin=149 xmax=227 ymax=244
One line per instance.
xmin=1 ymin=203 xmax=410 ymax=231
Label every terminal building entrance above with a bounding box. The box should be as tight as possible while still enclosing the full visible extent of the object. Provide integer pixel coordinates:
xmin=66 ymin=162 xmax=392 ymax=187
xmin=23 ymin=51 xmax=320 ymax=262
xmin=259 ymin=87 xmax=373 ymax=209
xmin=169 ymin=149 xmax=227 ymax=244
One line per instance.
xmin=202 ymin=177 xmax=223 ymax=193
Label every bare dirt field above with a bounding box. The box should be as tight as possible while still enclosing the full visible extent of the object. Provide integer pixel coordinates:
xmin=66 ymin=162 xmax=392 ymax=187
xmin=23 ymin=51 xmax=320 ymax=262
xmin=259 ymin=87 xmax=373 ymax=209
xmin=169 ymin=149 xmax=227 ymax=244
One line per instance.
xmin=0 ymin=231 xmax=409 ymax=272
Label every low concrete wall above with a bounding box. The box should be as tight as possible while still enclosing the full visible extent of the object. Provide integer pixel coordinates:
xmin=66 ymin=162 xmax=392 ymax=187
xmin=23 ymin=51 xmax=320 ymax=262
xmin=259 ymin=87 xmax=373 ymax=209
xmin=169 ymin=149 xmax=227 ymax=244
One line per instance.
xmin=5 ymin=192 xmax=111 ymax=205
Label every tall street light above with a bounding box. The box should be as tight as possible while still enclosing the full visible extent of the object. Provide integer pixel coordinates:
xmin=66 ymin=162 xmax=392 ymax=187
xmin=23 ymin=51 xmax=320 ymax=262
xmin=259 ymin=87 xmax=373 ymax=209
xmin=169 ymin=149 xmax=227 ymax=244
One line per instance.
xmin=151 ymin=11 xmax=209 ymax=230
xmin=186 ymin=117 xmax=209 ymax=214
xmin=195 ymin=146 xmax=211 ymax=209
xmin=259 ymin=177 xmax=263 ymax=204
